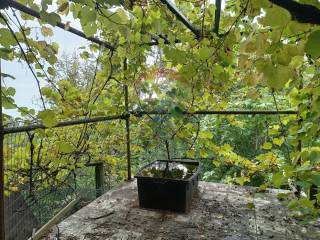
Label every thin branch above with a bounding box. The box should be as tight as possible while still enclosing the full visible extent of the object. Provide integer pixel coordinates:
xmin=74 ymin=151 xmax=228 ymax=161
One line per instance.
xmin=0 ymin=13 xmax=46 ymax=110
xmin=9 ymin=9 xmax=74 ymax=108
xmin=91 ymin=49 xmax=115 ymax=104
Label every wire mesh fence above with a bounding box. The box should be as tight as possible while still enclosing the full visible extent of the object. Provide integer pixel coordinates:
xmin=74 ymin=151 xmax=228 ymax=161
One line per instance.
xmin=3 ymin=120 xmax=127 ymax=240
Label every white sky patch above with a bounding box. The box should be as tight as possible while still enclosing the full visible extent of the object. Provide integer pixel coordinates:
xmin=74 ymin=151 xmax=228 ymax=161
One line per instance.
xmin=1 ymin=2 xmax=88 ymax=117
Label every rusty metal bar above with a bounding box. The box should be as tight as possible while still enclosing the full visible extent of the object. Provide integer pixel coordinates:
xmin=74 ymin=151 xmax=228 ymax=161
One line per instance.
xmin=160 ymin=0 xmax=201 ymax=38
xmin=27 ymin=133 xmax=34 ymax=197
xmin=3 ymin=114 xmax=127 ymax=134
xmin=0 ymin=59 xmax=5 ymax=240
xmin=214 ymin=0 xmax=222 ymax=34
xmin=3 ymin=110 xmax=298 ymax=135
xmin=6 ymin=0 xmax=115 ymax=50
xmin=132 ymin=110 xmax=298 ymax=116
xmin=94 ymin=163 xmax=104 ymax=198
xmin=124 ymin=84 xmax=131 ymax=180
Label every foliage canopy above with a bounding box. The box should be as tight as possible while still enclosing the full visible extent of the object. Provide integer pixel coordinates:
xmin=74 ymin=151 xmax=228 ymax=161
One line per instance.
xmin=1 ymin=0 xmax=320 ymax=222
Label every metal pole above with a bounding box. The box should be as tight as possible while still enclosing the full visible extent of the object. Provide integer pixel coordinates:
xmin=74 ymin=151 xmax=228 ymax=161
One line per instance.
xmin=3 ymin=110 xmax=298 ymax=135
xmin=27 ymin=132 xmax=34 ymax=197
xmin=95 ymin=163 xmax=104 ymax=198
xmin=124 ymin=84 xmax=131 ymax=180
xmin=295 ymin=81 xmax=303 ymax=197
xmin=160 ymin=0 xmax=201 ymax=38
xmin=7 ymin=0 xmax=114 ymax=50
xmin=131 ymin=110 xmax=298 ymax=116
xmin=3 ymin=114 xmax=127 ymax=134
xmin=214 ymin=0 xmax=222 ymax=34
xmin=0 ymin=59 xmax=6 ymax=240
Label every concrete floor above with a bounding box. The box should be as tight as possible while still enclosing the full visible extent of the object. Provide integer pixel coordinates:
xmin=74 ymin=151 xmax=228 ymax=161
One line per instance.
xmin=53 ymin=181 xmax=320 ymax=240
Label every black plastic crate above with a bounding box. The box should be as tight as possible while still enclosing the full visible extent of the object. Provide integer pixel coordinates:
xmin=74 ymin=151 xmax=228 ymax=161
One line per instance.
xmin=135 ymin=160 xmax=200 ymax=213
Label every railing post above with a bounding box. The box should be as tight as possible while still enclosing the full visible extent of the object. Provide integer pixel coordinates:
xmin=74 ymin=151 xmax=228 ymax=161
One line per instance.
xmin=123 ymin=57 xmax=131 ymax=181
xmin=124 ymin=84 xmax=131 ymax=180
xmin=214 ymin=0 xmax=222 ymax=34
xmin=27 ymin=132 xmax=34 ymax=197
xmin=296 ymin=83 xmax=303 ymax=197
xmin=0 ymin=59 xmax=5 ymax=240
xmin=95 ymin=162 xmax=104 ymax=198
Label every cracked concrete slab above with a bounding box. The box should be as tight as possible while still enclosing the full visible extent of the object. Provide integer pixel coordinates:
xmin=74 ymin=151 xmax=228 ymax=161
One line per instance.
xmin=51 ymin=181 xmax=320 ymax=240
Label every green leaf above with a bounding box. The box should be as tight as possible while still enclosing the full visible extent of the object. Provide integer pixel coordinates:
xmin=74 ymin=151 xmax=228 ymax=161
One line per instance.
xmin=41 ymin=0 xmax=53 ymax=11
xmin=198 ymin=47 xmax=212 ymax=60
xmin=2 ymin=96 xmax=16 ymax=109
xmin=38 ymin=110 xmax=58 ymax=127
xmin=305 ymin=30 xmax=320 ymax=59
xmin=0 ymin=29 xmax=16 ymax=48
xmin=257 ymin=60 xmax=293 ymax=89
xmin=260 ymin=6 xmax=291 ymax=28
xmin=199 ymin=131 xmax=213 ymax=140
xmin=283 ymin=165 xmax=295 ymax=178
xmin=6 ymin=87 xmax=15 ymax=96
xmin=235 ymin=176 xmax=250 ymax=186
xmin=40 ymin=11 xmax=61 ymax=26
xmin=57 ymin=141 xmax=74 ymax=153
xmin=47 ymin=67 xmax=55 ymax=76
xmin=82 ymin=23 xmax=97 ymax=37
xmin=207 ymin=4 xmax=216 ymax=16
xmin=273 ymin=137 xmax=284 ymax=146
xmin=311 ymin=174 xmax=320 ymax=186
xmin=80 ymin=6 xmax=97 ymax=26
xmin=200 ymin=149 xmax=209 ymax=158
xmin=41 ymin=87 xmax=53 ymax=97
xmin=0 ymin=47 xmax=13 ymax=60
xmin=41 ymin=26 xmax=54 ymax=37
xmin=262 ymin=142 xmax=272 ymax=150
xmin=58 ymin=2 xmax=69 ymax=13
xmin=272 ymin=172 xmax=285 ymax=187
xmin=132 ymin=6 xmax=143 ymax=19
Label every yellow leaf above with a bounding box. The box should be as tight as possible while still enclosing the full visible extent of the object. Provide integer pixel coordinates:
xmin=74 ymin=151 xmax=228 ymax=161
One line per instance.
xmin=273 ymin=137 xmax=285 ymax=146
xmin=262 ymin=142 xmax=272 ymax=150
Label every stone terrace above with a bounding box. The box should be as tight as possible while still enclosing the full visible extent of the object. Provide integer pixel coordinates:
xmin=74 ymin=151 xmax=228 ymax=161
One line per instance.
xmin=53 ymin=181 xmax=320 ymax=240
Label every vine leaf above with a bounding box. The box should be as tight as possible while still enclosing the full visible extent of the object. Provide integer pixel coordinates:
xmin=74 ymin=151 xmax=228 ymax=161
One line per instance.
xmin=305 ymin=30 xmax=320 ymax=59
xmin=41 ymin=26 xmax=54 ymax=37
xmin=262 ymin=142 xmax=272 ymax=150
xmin=40 ymin=11 xmax=61 ymax=26
xmin=38 ymin=110 xmax=58 ymax=127
xmin=0 ymin=28 xmax=16 ymax=48
xmin=273 ymin=137 xmax=284 ymax=146
xmin=260 ymin=6 xmax=291 ymax=28
xmin=272 ymin=172 xmax=285 ymax=187
xmin=57 ymin=141 xmax=74 ymax=153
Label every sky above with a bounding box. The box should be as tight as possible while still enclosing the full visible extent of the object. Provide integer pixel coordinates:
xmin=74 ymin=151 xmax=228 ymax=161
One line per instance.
xmin=1 ymin=0 xmax=225 ymax=118
xmin=1 ymin=7 xmax=88 ymax=117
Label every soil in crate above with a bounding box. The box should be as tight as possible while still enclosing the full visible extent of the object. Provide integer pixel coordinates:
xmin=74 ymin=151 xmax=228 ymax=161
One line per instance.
xmin=138 ymin=161 xmax=197 ymax=180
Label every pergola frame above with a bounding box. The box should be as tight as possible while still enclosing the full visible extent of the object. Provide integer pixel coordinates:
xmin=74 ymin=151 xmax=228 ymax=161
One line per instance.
xmin=0 ymin=0 xmax=313 ymax=239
